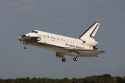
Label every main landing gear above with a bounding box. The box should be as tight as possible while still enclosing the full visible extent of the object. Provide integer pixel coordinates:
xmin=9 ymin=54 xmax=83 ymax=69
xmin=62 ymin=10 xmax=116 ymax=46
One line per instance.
xmin=56 ymin=53 xmax=79 ymax=62
xmin=73 ymin=56 xmax=79 ymax=62
xmin=23 ymin=46 xmax=27 ymax=49
xmin=61 ymin=57 xmax=66 ymax=62
xmin=61 ymin=56 xmax=79 ymax=62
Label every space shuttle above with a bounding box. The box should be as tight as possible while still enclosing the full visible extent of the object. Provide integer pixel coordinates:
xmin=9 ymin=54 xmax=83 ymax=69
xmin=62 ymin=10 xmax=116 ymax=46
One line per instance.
xmin=18 ymin=21 xmax=104 ymax=62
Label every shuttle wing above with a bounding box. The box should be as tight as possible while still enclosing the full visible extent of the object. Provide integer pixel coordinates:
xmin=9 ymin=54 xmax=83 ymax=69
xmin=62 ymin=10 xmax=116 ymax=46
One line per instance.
xmin=58 ymin=46 xmax=104 ymax=57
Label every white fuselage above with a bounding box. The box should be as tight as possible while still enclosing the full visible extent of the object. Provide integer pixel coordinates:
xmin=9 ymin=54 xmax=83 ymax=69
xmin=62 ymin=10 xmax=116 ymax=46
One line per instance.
xmin=25 ymin=30 xmax=95 ymax=51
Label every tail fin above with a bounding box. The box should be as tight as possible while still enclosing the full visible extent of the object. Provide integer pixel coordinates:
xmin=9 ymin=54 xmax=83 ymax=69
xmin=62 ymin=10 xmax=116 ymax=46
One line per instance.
xmin=79 ymin=21 xmax=101 ymax=40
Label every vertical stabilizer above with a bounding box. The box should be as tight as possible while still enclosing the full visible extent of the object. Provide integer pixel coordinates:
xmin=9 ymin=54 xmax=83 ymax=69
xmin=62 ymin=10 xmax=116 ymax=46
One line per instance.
xmin=79 ymin=21 xmax=101 ymax=41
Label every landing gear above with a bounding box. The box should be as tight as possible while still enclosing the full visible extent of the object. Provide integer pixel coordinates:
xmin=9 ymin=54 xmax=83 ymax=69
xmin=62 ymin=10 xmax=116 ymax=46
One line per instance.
xmin=62 ymin=57 xmax=66 ymax=62
xmin=73 ymin=56 xmax=79 ymax=62
xmin=23 ymin=46 xmax=27 ymax=49
xmin=22 ymin=41 xmax=27 ymax=49
xmin=56 ymin=52 xmax=66 ymax=63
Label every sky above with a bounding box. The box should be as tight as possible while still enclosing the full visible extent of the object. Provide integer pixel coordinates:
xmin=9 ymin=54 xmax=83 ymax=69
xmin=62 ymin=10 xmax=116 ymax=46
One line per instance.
xmin=0 ymin=0 xmax=125 ymax=78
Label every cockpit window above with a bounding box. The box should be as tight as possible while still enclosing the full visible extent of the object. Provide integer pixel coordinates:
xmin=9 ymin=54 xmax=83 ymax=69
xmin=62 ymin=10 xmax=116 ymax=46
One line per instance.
xmin=32 ymin=30 xmax=38 ymax=33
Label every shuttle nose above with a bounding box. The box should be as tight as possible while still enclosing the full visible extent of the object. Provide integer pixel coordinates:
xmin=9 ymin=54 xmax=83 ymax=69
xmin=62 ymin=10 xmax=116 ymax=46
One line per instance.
xmin=18 ymin=34 xmax=26 ymax=41
xmin=21 ymin=34 xmax=27 ymax=38
xmin=18 ymin=33 xmax=40 ymax=42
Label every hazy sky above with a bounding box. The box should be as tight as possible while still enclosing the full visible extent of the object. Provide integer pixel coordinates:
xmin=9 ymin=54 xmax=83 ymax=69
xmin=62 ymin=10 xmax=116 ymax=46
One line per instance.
xmin=0 ymin=0 xmax=125 ymax=78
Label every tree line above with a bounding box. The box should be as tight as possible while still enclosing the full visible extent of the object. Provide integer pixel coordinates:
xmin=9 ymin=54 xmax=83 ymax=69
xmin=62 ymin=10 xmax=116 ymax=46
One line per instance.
xmin=0 ymin=74 xmax=125 ymax=83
